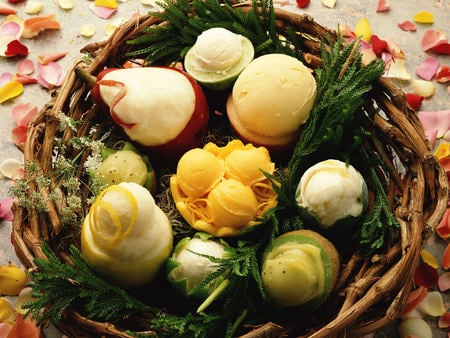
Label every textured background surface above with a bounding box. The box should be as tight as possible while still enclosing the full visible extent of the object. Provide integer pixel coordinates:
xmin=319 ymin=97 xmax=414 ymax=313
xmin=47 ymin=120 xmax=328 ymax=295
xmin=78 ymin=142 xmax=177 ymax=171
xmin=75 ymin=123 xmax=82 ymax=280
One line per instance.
xmin=0 ymin=0 xmax=449 ymax=337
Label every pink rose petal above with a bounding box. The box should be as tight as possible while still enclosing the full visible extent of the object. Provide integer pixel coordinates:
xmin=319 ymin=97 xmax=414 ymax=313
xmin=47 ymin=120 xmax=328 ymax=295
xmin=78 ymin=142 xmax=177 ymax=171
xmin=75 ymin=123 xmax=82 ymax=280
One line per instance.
xmin=37 ymin=62 xmax=64 ymax=89
xmin=0 ymin=197 xmax=14 ymax=221
xmin=398 ymin=20 xmax=417 ymax=31
xmin=11 ymin=125 xmax=28 ymax=146
xmin=17 ymin=59 xmax=34 ymax=75
xmin=422 ymin=29 xmax=448 ymax=51
xmin=11 ymin=103 xmax=38 ymax=126
xmin=416 ymin=56 xmax=440 ymax=81
xmin=14 ymin=73 xmax=37 ymax=85
xmin=0 ymin=20 xmax=21 ymax=38
xmin=37 ymin=52 xmax=67 ymax=65
xmin=376 ymin=0 xmax=390 ymax=12
xmin=90 ymin=4 xmax=117 ymax=19
xmin=418 ymin=110 xmax=450 ymax=142
xmin=0 ymin=72 xmax=13 ymax=86
xmin=439 ymin=272 xmax=450 ymax=292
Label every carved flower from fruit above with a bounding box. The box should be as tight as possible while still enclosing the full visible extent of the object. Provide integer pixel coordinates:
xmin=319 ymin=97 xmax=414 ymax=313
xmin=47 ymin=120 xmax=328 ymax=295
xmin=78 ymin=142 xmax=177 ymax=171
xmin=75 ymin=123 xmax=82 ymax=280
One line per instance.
xmin=170 ymin=140 xmax=278 ymax=237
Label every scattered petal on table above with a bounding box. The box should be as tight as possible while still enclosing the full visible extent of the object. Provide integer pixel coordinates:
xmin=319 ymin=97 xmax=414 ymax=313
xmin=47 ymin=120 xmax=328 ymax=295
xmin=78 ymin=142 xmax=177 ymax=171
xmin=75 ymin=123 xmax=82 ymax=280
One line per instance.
xmin=6 ymin=314 xmax=42 ymax=338
xmin=15 ymin=287 xmax=35 ymax=315
xmin=0 ymin=72 xmax=13 ymax=86
xmin=405 ymin=93 xmax=423 ymax=111
xmin=398 ymin=20 xmax=417 ymax=31
xmin=4 ymin=39 xmax=28 ymax=56
xmin=401 ymin=286 xmax=428 ymax=316
xmin=398 ymin=317 xmax=433 ymax=338
xmin=0 ymin=297 xmax=15 ymax=323
xmin=0 ymin=197 xmax=14 ymax=221
xmin=321 ymin=0 xmax=336 ymax=9
xmin=14 ymin=73 xmax=37 ymax=84
xmin=17 ymin=59 xmax=34 ymax=75
xmin=413 ymin=11 xmax=434 ymax=24
xmin=430 ymin=42 xmax=450 ymax=55
xmin=411 ymin=79 xmax=435 ymax=98
xmin=385 ymin=38 xmax=404 ymax=58
xmin=376 ymin=0 xmax=390 ymax=12
xmin=435 ymin=143 xmax=450 ymax=160
xmin=416 ymin=291 xmax=446 ymax=317
xmin=0 ymin=20 xmax=22 ymax=38
xmin=0 ymin=2 xmax=17 ymax=15
xmin=22 ymin=14 xmax=61 ymax=39
xmin=37 ymin=51 xmax=67 ymax=64
xmin=421 ymin=29 xmax=448 ymax=51
xmin=80 ymin=24 xmax=96 ymax=37
xmin=436 ymin=65 xmax=450 ymax=83
xmin=11 ymin=125 xmax=28 ymax=146
xmin=24 ymin=1 xmax=43 ymax=14
xmin=415 ymin=56 xmax=440 ymax=81
xmin=37 ymin=62 xmax=64 ymax=88
xmin=0 ymin=80 xmax=23 ymax=103
xmin=438 ymin=271 xmax=450 ymax=291
xmin=296 ymin=0 xmax=310 ymax=8
xmin=383 ymin=57 xmax=411 ymax=80
xmin=95 ymin=0 xmax=118 ymax=8
xmin=437 ymin=209 xmax=450 ymax=240
xmin=438 ymin=312 xmax=450 ymax=329
xmin=413 ymin=262 xmax=439 ymax=288
xmin=90 ymin=4 xmax=117 ymax=19
xmin=421 ymin=249 xmax=439 ymax=269
xmin=0 ymin=158 xmax=22 ymax=179
xmin=354 ymin=17 xmax=372 ymax=42
xmin=58 ymin=0 xmax=74 ymax=10
xmin=418 ymin=110 xmax=450 ymax=141
xmin=11 ymin=102 xmax=38 ymax=126
xmin=370 ymin=34 xmax=387 ymax=56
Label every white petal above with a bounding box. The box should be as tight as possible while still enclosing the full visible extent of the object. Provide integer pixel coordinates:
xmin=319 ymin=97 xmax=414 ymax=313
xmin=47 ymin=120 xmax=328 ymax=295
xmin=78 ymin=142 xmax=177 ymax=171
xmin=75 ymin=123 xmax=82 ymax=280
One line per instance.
xmin=80 ymin=24 xmax=96 ymax=38
xmin=0 ymin=158 xmax=22 ymax=179
xmin=416 ymin=291 xmax=446 ymax=316
xmin=411 ymin=79 xmax=435 ymax=98
xmin=322 ymin=0 xmax=337 ymax=8
xmin=58 ymin=0 xmax=74 ymax=10
xmin=24 ymin=1 xmax=43 ymax=14
xmin=398 ymin=317 xmax=432 ymax=338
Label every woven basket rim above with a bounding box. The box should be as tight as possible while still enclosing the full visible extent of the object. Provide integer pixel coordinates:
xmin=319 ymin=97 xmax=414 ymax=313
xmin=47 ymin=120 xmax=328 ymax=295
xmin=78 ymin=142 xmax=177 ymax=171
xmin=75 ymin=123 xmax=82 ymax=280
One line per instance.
xmin=11 ymin=4 xmax=449 ymax=338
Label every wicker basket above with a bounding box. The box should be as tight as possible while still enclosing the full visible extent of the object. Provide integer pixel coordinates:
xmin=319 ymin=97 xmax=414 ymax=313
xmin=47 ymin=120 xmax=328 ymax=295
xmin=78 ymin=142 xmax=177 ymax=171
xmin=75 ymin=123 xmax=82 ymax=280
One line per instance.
xmin=11 ymin=3 xmax=449 ymax=338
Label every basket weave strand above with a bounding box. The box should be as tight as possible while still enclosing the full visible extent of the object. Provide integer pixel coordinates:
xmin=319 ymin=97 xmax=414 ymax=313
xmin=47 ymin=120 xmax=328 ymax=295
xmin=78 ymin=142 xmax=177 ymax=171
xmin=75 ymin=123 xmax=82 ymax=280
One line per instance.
xmin=11 ymin=5 xmax=449 ymax=338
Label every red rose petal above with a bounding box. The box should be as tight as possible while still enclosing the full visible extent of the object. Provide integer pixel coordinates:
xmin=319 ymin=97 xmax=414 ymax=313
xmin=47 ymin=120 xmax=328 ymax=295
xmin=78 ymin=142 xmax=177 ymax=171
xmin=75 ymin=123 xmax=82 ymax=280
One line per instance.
xmin=416 ymin=56 xmax=440 ymax=81
xmin=400 ymin=286 xmax=428 ymax=316
xmin=422 ymin=29 xmax=448 ymax=51
xmin=296 ymin=0 xmax=310 ymax=8
xmin=436 ymin=65 xmax=450 ymax=83
xmin=413 ymin=262 xmax=439 ymax=288
xmin=439 ymin=312 xmax=450 ymax=329
xmin=371 ymin=35 xmax=388 ymax=56
xmin=398 ymin=20 xmax=417 ymax=31
xmin=430 ymin=43 xmax=450 ymax=55
xmin=376 ymin=0 xmax=390 ymax=12
xmin=405 ymin=93 xmax=424 ymax=111
xmin=5 ymin=39 xmax=28 ymax=57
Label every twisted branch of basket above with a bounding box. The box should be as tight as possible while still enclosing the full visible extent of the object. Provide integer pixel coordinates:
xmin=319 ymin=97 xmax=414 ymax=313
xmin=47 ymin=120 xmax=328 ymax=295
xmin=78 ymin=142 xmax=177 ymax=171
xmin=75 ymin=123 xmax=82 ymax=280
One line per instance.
xmin=11 ymin=6 xmax=449 ymax=338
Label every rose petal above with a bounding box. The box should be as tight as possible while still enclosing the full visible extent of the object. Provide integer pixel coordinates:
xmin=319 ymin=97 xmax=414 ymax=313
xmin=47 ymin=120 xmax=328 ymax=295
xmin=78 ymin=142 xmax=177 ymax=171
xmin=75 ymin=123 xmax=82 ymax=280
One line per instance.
xmin=418 ymin=110 xmax=450 ymax=140
xmin=0 ymin=72 xmax=13 ymax=86
xmin=0 ymin=20 xmax=21 ymax=38
xmin=383 ymin=56 xmax=411 ymax=80
xmin=296 ymin=0 xmax=310 ymax=8
xmin=430 ymin=43 xmax=450 ymax=55
xmin=413 ymin=11 xmax=434 ymax=24
xmin=37 ymin=62 xmax=64 ymax=88
xmin=437 ymin=209 xmax=450 ymax=240
xmin=5 ymin=39 xmax=28 ymax=56
xmin=436 ymin=65 xmax=450 ymax=83
xmin=354 ymin=17 xmax=372 ymax=42
xmin=11 ymin=125 xmax=28 ymax=146
xmin=37 ymin=51 xmax=67 ymax=65
xmin=22 ymin=14 xmax=61 ymax=39
xmin=398 ymin=20 xmax=417 ymax=32
xmin=376 ymin=0 xmax=390 ymax=12
xmin=14 ymin=73 xmax=37 ymax=85
xmin=420 ymin=249 xmax=438 ymax=269
xmin=405 ymin=93 xmax=423 ymax=111
xmin=94 ymin=0 xmax=118 ymax=9
xmin=17 ymin=59 xmax=34 ymax=75
xmin=401 ymin=286 xmax=429 ymax=316
xmin=416 ymin=291 xmax=446 ymax=317
xmin=16 ymin=287 xmax=34 ymax=315
xmin=411 ymin=79 xmax=435 ymax=98
xmin=0 ymin=197 xmax=14 ymax=221
xmin=90 ymin=4 xmax=117 ymax=19
xmin=0 ymin=2 xmax=17 ymax=15
xmin=415 ymin=56 xmax=440 ymax=81
xmin=421 ymin=29 xmax=448 ymax=51
xmin=438 ymin=312 xmax=450 ymax=329
xmin=370 ymin=34 xmax=387 ymax=56
xmin=24 ymin=1 xmax=43 ymax=14
xmin=11 ymin=102 xmax=38 ymax=126
xmin=435 ymin=143 xmax=450 ymax=160
xmin=0 ymin=80 xmax=23 ymax=103
xmin=321 ymin=0 xmax=336 ymax=8
xmin=398 ymin=317 xmax=433 ymax=338
xmin=385 ymin=38 xmax=404 ymax=58
xmin=0 ymin=158 xmax=22 ymax=178
xmin=80 ymin=24 xmax=96 ymax=37
xmin=439 ymin=271 xmax=450 ymax=292
xmin=6 ymin=314 xmax=42 ymax=338
xmin=57 ymin=0 xmax=74 ymax=10
xmin=413 ymin=262 xmax=439 ymax=288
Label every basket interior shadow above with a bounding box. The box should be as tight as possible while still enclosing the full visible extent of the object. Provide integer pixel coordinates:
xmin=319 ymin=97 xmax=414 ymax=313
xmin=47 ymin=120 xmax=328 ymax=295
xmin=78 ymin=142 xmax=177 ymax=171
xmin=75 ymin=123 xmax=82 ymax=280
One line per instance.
xmin=11 ymin=3 xmax=449 ymax=338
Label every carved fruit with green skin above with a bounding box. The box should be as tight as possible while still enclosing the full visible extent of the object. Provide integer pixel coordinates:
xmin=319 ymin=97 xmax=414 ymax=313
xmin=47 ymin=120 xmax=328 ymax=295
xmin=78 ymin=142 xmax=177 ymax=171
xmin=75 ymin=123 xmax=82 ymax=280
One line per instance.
xmin=261 ymin=229 xmax=340 ymax=311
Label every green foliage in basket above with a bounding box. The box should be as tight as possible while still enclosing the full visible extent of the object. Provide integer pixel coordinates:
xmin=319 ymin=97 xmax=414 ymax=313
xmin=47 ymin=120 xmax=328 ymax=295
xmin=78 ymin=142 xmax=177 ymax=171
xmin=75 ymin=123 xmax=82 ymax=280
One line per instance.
xmin=126 ymin=0 xmax=301 ymax=64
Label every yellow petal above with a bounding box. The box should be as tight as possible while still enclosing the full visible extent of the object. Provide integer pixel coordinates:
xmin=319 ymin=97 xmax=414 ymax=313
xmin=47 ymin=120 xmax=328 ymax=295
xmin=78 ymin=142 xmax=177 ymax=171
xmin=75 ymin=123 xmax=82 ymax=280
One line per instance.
xmin=0 ymin=81 xmax=24 ymax=104
xmin=413 ymin=11 xmax=434 ymax=24
xmin=0 ymin=297 xmax=16 ymax=324
xmin=354 ymin=18 xmax=372 ymax=42
xmin=94 ymin=0 xmax=118 ymax=9
xmin=0 ymin=264 xmax=28 ymax=296
xmin=434 ymin=143 xmax=450 ymax=160
xmin=421 ymin=249 xmax=438 ymax=269
xmin=16 ymin=287 xmax=35 ymax=315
